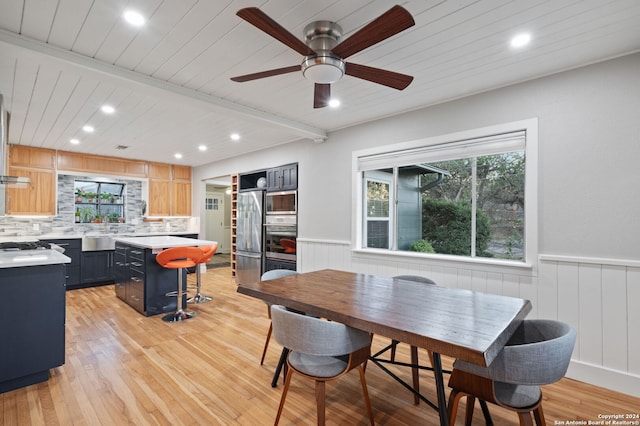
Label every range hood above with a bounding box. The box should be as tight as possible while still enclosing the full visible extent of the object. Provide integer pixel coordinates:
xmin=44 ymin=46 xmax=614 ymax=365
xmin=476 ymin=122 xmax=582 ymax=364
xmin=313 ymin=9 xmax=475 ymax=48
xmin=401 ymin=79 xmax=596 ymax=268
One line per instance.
xmin=0 ymin=94 xmax=31 ymax=187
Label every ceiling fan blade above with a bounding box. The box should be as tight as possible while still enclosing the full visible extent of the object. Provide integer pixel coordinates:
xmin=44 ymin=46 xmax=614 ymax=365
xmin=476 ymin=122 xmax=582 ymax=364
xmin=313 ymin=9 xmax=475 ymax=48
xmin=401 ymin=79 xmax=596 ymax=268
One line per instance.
xmin=231 ymin=65 xmax=301 ymax=82
xmin=345 ymin=62 xmax=413 ymax=90
xmin=237 ymin=7 xmax=315 ymax=56
xmin=314 ymin=83 xmax=331 ymax=109
xmin=332 ymin=5 xmax=415 ymax=59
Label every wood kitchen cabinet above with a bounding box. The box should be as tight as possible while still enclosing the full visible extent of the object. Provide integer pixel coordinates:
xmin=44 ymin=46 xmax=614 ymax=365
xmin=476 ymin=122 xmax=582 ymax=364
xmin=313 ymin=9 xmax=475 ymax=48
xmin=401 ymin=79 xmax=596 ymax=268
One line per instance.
xmin=148 ymin=179 xmax=171 ymax=216
xmin=57 ymin=150 xmax=147 ymax=178
xmin=5 ymin=167 xmax=56 ymax=215
xmin=147 ymin=163 xmax=191 ymax=216
xmin=172 ymin=181 xmax=191 ymax=216
xmin=6 ymin=145 xmax=56 ymax=215
xmin=8 ymin=145 xmax=56 ymax=169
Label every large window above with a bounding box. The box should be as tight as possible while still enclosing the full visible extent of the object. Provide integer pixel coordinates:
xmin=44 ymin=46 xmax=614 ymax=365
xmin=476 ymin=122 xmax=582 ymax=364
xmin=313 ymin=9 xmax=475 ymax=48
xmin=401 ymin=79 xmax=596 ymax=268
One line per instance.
xmin=356 ymin=120 xmax=537 ymax=265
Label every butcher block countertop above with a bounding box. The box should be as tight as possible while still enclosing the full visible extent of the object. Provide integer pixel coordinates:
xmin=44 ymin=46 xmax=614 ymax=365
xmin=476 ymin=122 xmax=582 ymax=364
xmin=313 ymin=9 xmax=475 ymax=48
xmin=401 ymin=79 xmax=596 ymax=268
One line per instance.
xmin=0 ymin=250 xmax=71 ymax=269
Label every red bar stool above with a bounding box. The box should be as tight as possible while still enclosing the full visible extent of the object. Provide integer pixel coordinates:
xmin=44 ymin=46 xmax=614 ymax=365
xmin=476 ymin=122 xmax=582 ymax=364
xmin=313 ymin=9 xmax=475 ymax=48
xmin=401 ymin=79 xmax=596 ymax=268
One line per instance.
xmin=188 ymin=243 xmax=218 ymax=304
xmin=155 ymin=246 xmax=204 ymax=322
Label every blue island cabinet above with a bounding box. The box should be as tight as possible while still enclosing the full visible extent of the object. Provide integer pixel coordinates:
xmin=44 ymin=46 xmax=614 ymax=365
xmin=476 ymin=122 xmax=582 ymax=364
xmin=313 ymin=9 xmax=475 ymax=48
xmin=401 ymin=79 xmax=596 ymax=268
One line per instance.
xmin=114 ymin=242 xmax=186 ymax=316
xmin=113 ymin=235 xmax=213 ymax=316
xmin=0 ymin=263 xmax=65 ymax=393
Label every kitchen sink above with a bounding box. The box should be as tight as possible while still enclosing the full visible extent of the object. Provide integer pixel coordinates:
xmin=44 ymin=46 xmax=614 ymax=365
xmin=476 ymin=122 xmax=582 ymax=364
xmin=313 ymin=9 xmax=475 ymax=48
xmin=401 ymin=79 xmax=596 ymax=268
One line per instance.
xmin=81 ymin=235 xmax=115 ymax=251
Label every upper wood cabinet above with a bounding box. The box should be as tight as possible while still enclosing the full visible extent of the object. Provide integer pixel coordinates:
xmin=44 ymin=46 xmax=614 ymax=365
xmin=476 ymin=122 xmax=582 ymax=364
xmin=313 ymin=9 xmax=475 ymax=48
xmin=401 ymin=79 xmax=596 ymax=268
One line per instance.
xmin=147 ymin=163 xmax=192 ymax=216
xmin=148 ymin=179 xmax=171 ymax=217
xmin=5 ymin=167 xmax=56 ymax=215
xmin=3 ymin=146 xmax=191 ymax=217
xmin=6 ymin=146 xmax=56 ymax=215
xmin=9 ymin=145 xmax=56 ymax=169
xmin=148 ymin=162 xmax=171 ymax=180
xmin=171 ymin=181 xmax=191 ymax=216
xmin=57 ymin=151 xmax=147 ymax=178
xmin=172 ymin=165 xmax=191 ymax=181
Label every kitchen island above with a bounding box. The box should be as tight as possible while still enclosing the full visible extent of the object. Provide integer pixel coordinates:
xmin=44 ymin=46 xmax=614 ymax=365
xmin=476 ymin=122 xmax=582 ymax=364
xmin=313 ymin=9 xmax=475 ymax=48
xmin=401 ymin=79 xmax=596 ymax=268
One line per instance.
xmin=113 ymin=236 xmax=215 ymax=316
xmin=0 ymin=249 xmax=70 ymax=393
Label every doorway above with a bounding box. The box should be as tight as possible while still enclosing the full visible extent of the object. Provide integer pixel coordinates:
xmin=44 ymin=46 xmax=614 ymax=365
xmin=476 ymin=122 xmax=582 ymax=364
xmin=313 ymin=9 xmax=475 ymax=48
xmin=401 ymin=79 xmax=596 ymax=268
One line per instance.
xmin=204 ymin=177 xmax=232 ymax=255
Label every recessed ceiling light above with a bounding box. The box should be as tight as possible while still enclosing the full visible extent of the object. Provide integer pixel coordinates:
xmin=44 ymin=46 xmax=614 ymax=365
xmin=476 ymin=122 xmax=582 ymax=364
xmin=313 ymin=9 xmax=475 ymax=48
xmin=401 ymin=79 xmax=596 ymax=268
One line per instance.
xmin=101 ymin=105 xmax=115 ymax=114
xmin=230 ymin=133 xmax=240 ymax=141
xmin=198 ymin=145 xmax=207 ymax=151
xmin=510 ymin=33 xmax=531 ymax=48
xmin=174 ymin=153 xmax=183 ymax=159
xmin=70 ymin=139 xmax=80 ymax=145
xmin=123 ymin=10 xmax=145 ymax=27
xmin=82 ymin=125 xmax=94 ymax=133
xmin=329 ymin=98 xmax=341 ymax=108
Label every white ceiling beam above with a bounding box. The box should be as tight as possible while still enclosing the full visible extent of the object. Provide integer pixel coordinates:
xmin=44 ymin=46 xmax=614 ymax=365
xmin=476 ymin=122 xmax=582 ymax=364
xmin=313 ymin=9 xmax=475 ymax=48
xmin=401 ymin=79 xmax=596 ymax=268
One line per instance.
xmin=0 ymin=28 xmax=327 ymax=142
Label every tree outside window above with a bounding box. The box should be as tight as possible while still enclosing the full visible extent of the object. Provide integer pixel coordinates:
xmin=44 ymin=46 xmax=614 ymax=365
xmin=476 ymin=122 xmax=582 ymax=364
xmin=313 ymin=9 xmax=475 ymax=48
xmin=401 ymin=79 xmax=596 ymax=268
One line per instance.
xmin=360 ymin=132 xmax=527 ymax=262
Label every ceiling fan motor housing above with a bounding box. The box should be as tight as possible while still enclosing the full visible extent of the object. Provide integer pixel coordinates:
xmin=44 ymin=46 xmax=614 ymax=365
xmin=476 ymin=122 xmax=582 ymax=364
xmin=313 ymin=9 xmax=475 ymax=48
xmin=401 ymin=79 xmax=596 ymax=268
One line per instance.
xmin=302 ymin=21 xmax=345 ymax=84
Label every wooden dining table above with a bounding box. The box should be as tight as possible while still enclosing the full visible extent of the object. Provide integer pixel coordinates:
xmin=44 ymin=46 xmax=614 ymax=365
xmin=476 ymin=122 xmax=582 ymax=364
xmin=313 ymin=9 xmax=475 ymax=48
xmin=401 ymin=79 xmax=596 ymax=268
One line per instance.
xmin=237 ymin=268 xmax=532 ymax=425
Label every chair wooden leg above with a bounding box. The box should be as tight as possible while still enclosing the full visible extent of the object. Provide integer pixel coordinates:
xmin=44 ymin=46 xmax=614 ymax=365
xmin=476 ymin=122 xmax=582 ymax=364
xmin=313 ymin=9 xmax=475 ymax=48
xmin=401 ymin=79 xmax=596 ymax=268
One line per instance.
xmin=260 ymin=322 xmax=272 ymax=365
xmin=357 ymin=365 xmax=375 ymax=426
xmin=446 ymin=389 xmax=466 ymax=426
xmin=518 ymin=411 xmax=535 ymax=426
xmin=534 ymin=405 xmax=546 ymax=426
xmin=315 ymin=380 xmax=326 ymax=426
xmin=410 ymin=345 xmax=420 ymax=404
xmin=464 ymin=395 xmax=476 ymax=426
xmin=274 ymin=368 xmax=294 ymax=425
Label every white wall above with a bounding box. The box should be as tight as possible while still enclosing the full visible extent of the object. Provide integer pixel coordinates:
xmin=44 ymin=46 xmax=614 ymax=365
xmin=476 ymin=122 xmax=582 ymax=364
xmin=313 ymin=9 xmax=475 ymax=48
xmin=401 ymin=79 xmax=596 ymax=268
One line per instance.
xmin=193 ymin=53 xmax=640 ymax=396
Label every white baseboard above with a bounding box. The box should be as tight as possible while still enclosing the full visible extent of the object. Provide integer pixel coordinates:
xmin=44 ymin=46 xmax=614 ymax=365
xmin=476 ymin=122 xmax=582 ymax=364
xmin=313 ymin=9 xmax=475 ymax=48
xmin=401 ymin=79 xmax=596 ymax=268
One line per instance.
xmin=567 ymin=360 xmax=640 ymax=398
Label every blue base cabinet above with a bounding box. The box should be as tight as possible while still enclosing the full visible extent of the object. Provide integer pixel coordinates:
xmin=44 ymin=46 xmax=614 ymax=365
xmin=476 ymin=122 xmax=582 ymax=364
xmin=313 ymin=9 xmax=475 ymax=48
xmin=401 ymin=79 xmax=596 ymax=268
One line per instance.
xmin=115 ymin=242 xmax=186 ymax=316
xmin=0 ymin=264 xmax=65 ymax=393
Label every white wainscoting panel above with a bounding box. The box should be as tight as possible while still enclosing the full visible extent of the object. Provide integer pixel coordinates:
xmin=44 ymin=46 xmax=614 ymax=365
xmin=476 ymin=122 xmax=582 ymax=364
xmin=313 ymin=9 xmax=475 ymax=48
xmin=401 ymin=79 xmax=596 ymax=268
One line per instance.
xmin=297 ymin=238 xmax=640 ymax=397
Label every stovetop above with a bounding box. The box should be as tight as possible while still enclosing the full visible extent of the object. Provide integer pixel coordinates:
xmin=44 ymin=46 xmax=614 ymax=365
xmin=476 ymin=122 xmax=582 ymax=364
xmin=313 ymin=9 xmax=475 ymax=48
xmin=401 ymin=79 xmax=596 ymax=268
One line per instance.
xmin=0 ymin=241 xmax=51 ymax=251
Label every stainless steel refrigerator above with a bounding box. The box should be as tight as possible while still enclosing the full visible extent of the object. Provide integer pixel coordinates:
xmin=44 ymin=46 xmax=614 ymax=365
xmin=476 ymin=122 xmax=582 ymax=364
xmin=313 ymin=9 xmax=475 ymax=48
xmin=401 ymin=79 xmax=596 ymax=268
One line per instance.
xmin=236 ymin=190 xmax=264 ymax=284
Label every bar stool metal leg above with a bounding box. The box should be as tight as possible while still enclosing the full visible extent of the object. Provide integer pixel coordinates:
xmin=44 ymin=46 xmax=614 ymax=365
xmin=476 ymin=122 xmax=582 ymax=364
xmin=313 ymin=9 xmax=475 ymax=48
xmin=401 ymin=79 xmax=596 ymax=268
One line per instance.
xmin=163 ymin=267 xmax=196 ymax=322
xmin=187 ymin=266 xmax=212 ymax=304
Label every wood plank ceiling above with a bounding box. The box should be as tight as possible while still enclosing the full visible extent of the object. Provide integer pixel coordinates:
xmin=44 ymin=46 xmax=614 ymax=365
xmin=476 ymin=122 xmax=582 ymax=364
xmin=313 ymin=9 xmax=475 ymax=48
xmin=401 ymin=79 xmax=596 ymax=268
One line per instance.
xmin=0 ymin=0 xmax=639 ymax=167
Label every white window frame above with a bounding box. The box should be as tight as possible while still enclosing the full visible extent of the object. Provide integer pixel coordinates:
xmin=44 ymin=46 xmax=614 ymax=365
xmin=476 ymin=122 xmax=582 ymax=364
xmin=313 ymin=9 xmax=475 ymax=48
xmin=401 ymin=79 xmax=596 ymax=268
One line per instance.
xmin=351 ymin=118 xmax=538 ymax=270
xmin=363 ymin=173 xmax=394 ymax=250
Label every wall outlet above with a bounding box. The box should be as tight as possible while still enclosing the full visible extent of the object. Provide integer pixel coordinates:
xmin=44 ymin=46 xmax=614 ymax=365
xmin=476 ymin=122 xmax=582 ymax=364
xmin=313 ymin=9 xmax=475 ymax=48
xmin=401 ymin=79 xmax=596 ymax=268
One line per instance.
xmin=33 ymin=223 xmax=40 ymax=231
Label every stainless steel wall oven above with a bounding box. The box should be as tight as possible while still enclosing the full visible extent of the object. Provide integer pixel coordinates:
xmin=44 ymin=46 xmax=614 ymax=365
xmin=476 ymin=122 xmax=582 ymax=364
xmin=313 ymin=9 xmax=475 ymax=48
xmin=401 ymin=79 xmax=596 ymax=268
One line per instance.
xmin=264 ymin=215 xmax=297 ymax=263
xmin=265 ymin=190 xmax=296 ymax=215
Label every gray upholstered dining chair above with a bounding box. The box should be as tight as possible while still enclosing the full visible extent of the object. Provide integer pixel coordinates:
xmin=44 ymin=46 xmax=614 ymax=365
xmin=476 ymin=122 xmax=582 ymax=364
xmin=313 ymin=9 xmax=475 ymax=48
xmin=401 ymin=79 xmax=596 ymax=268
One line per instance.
xmin=259 ymin=269 xmax=298 ymax=365
xmin=447 ymin=319 xmax=576 ymax=426
xmin=270 ymin=304 xmax=375 ymax=426
xmin=388 ymin=274 xmax=438 ymax=404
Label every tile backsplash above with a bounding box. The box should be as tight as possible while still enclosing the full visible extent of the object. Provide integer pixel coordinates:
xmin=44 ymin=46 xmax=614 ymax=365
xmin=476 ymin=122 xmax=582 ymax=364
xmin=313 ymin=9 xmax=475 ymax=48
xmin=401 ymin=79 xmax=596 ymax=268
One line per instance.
xmin=0 ymin=174 xmax=196 ymax=237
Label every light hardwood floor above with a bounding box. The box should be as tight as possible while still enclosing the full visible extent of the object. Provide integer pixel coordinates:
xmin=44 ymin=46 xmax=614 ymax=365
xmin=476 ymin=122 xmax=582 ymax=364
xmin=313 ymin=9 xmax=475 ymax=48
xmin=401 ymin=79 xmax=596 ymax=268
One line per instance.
xmin=2 ymin=267 xmax=638 ymax=425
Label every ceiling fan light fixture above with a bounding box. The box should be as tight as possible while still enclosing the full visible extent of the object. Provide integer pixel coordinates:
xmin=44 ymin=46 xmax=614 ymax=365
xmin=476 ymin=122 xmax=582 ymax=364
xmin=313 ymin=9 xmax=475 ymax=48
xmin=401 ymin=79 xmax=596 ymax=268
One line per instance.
xmin=302 ymin=56 xmax=345 ymax=84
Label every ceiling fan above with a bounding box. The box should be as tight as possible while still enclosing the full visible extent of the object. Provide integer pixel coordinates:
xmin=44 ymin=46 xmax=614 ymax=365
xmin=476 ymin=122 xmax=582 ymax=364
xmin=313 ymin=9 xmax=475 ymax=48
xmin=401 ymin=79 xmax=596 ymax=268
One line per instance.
xmin=231 ymin=5 xmax=415 ymax=108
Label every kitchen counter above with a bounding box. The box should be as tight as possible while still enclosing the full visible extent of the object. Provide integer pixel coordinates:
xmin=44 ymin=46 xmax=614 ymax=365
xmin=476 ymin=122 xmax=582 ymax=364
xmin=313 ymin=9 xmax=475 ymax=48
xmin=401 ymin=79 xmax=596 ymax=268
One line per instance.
xmin=114 ymin=236 xmax=214 ymax=250
xmin=0 ymin=249 xmax=71 ymax=268
xmin=0 ymin=231 xmax=198 ymax=243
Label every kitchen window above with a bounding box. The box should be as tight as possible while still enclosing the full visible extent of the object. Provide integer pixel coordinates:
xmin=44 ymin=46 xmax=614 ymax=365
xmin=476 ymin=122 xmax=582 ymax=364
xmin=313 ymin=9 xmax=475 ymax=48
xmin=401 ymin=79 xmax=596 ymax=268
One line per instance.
xmin=75 ymin=180 xmax=125 ymax=223
xmin=355 ymin=119 xmax=538 ymax=266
